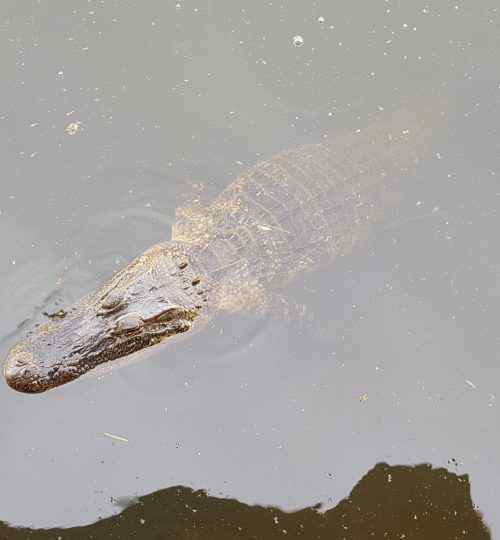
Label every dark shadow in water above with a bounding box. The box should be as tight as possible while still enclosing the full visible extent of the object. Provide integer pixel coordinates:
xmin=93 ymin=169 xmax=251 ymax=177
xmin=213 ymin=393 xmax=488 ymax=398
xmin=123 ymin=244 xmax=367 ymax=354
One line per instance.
xmin=0 ymin=462 xmax=489 ymax=539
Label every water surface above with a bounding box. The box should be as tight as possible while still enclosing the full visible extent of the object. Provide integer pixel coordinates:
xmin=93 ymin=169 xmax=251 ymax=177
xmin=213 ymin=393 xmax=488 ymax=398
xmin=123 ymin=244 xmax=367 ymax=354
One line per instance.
xmin=0 ymin=1 xmax=499 ymax=535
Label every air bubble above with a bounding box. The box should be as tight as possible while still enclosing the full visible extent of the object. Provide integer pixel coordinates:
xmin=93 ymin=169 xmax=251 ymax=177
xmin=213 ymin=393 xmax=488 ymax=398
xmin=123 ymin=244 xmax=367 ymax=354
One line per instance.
xmin=292 ymin=35 xmax=304 ymax=47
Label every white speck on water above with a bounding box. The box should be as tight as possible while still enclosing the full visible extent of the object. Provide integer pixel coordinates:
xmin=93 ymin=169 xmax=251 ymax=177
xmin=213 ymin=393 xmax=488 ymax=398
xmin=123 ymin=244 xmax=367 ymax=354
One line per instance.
xmin=292 ymin=35 xmax=304 ymax=47
xmin=317 ymin=16 xmax=325 ymax=24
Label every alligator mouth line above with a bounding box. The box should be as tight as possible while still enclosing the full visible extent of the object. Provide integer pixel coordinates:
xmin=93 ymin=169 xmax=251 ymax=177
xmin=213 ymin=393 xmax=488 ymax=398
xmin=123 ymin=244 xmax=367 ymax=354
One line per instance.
xmin=4 ymin=315 xmax=196 ymax=393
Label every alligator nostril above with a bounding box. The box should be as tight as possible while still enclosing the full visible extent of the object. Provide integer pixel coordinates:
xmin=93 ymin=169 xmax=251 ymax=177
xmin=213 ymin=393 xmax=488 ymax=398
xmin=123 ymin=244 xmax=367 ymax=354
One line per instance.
xmin=4 ymin=348 xmax=43 ymax=392
xmin=20 ymin=368 xmax=32 ymax=379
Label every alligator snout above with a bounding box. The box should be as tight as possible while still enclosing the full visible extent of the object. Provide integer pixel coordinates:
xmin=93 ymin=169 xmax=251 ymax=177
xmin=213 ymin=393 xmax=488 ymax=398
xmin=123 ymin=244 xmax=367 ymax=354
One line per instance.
xmin=4 ymin=345 xmax=44 ymax=393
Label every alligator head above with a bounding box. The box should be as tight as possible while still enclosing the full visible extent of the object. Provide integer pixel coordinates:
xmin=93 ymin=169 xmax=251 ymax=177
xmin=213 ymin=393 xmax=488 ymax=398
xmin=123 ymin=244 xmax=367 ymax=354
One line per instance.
xmin=4 ymin=242 xmax=208 ymax=393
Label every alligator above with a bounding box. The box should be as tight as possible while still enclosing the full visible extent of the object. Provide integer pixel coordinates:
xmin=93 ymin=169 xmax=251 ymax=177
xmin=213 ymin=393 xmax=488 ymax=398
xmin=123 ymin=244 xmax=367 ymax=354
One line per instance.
xmin=4 ymin=103 xmax=440 ymax=393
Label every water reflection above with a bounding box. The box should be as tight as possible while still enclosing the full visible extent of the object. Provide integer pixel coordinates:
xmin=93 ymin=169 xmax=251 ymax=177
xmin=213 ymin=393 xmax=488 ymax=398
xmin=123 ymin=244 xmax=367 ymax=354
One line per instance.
xmin=1 ymin=462 xmax=489 ymax=539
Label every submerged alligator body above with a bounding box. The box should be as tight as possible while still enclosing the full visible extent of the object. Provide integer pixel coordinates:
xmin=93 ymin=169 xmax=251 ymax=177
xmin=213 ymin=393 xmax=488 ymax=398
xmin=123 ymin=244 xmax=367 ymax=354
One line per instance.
xmin=4 ymin=105 xmax=438 ymax=392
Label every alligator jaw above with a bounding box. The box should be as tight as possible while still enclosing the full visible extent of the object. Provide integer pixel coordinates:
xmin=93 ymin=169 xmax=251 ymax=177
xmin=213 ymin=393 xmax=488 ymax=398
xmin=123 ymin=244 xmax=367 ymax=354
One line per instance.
xmin=4 ymin=311 xmax=195 ymax=394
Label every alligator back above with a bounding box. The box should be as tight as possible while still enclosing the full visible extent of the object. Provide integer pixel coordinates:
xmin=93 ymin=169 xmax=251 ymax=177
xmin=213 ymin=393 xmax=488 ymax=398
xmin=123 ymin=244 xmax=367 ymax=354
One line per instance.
xmin=172 ymin=105 xmax=438 ymax=311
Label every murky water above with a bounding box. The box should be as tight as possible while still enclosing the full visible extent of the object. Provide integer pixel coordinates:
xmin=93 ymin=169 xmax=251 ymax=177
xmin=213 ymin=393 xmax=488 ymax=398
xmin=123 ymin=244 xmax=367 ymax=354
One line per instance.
xmin=1 ymin=1 xmax=499 ymax=537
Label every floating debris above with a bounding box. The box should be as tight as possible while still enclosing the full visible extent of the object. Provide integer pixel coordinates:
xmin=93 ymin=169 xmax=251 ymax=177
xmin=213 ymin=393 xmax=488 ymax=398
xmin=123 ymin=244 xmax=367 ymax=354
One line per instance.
xmin=103 ymin=432 xmax=129 ymax=442
xmin=66 ymin=121 xmax=81 ymax=136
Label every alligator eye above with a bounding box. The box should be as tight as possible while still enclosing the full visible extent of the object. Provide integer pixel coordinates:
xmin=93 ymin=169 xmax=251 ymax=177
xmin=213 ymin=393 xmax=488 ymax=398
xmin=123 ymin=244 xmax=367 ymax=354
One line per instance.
xmin=101 ymin=289 xmax=123 ymax=310
xmin=114 ymin=313 xmax=144 ymax=333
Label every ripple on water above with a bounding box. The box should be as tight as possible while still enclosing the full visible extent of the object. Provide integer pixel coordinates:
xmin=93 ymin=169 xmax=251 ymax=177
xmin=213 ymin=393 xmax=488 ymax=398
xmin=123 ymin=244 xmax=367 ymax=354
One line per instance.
xmin=2 ymin=190 xmax=176 ymax=348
